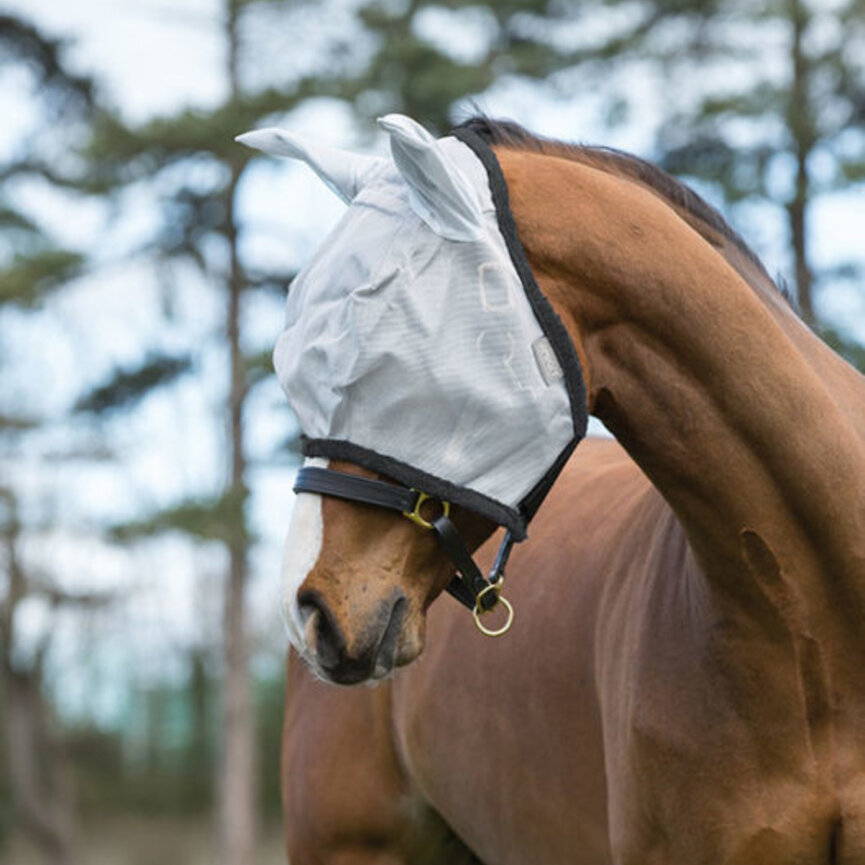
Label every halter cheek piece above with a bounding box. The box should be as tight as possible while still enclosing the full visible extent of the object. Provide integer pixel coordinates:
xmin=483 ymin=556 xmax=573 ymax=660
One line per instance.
xmin=293 ymin=466 xmax=516 ymax=636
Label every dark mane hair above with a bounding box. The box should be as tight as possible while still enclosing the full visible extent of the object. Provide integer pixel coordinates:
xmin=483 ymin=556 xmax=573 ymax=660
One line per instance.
xmin=454 ymin=115 xmax=782 ymax=296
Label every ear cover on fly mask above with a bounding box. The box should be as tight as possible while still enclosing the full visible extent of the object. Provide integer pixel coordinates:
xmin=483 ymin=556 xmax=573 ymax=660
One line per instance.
xmin=235 ymin=127 xmax=387 ymax=203
xmin=377 ymin=114 xmax=484 ymax=242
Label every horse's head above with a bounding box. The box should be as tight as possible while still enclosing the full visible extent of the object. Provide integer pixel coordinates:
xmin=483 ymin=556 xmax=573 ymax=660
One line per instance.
xmin=281 ymin=459 xmax=494 ymax=684
xmin=238 ymin=115 xmax=585 ymax=684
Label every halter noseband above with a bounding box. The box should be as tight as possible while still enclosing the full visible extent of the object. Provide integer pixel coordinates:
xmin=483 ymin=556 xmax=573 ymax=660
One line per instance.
xmin=293 ymin=466 xmax=516 ymax=636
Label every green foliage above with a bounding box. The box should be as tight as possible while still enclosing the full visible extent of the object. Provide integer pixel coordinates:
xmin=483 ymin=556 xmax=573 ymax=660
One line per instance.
xmin=345 ymin=0 xmax=636 ymax=131
xmin=651 ymin=0 xmax=865 ymax=336
xmin=0 ymin=249 xmax=83 ymax=307
xmin=818 ymin=325 xmax=865 ymax=373
xmin=243 ymin=348 xmax=275 ymax=391
xmin=86 ymin=87 xmax=318 ymax=176
xmin=0 ymin=205 xmax=39 ymax=235
xmin=351 ymin=6 xmax=494 ymax=131
xmin=0 ymin=412 xmax=40 ymax=433
xmin=243 ymin=267 xmax=297 ymax=295
xmin=51 ymin=659 xmax=284 ymax=819
xmin=74 ymin=354 xmax=193 ymax=416
xmin=255 ymin=669 xmax=285 ymax=817
xmin=661 ymin=138 xmax=778 ymax=202
xmin=155 ymin=186 xmax=228 ymax=269
xmin=0 ymin=8 xmax=103 ymax=392
xmin=108 ymin=489 xmax=249 ymax=546
xmin=0 ymin=13 xmax=96 ymax=114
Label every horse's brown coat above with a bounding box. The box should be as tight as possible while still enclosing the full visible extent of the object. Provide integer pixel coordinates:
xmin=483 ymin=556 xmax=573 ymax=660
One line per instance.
xmin=282 ymin=142 xmax=865 ymax=864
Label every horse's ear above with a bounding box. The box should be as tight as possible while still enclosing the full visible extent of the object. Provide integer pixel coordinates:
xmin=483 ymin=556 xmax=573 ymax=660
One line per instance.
xmin=377 ymin=114 xmax=483 ymax=242
xmin=235 ymin=127 xmax=387 ymax=204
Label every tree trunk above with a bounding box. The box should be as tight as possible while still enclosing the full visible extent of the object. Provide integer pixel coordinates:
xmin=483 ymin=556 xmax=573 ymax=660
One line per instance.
xmin=787 ymin=0 xmax=816 ymax=324
xmin=217 ymin=166 xmax=256 ymax=865
xmin=219 ymin=531 xmax=255 ymax=865
xmin=216 ymin=2 xmax=257 ymax=862
xmin=1 ymin=669 xmax=75 ymax=865
xmin=1 ymin=503 xmax=75 ymax=865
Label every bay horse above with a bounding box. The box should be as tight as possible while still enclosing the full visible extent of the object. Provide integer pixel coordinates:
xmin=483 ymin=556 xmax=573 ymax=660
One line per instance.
xmin=261 ymin=117 xmax=865 ymax=863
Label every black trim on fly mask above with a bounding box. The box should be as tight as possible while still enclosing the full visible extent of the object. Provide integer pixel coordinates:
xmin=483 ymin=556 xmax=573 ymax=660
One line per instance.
xmin=451 ymin=123 xmax=589 ymax=522
xmin=294 ymin=466 xmax=514 ymax=613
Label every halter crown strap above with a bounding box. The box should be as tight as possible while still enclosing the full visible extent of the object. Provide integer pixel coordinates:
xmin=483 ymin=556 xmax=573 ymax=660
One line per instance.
xmin=293 ymin=466 xmax=513 ymax=616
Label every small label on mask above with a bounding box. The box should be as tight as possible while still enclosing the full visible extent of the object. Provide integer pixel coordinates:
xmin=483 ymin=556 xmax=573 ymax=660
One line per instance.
xmin=532 ymin=337 xmax=563 ymax=386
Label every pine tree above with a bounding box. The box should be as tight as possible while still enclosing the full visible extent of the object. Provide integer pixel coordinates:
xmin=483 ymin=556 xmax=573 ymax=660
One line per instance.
xmin=651 ymin=0 xmax=865 ymax=364
xmin=0 ymin=16 xmax=110 ymax=864
xmin=78 ymin=2 xmax=320 ymax=860
xmin=332 ymin=0 xmax=672 ymax=134
xmin=0 ymin=14 xmax=95 ymax=312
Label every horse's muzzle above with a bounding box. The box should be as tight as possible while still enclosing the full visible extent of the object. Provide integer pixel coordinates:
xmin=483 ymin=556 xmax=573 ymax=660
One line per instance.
xmin=298 ymin=589 xmax=407 ymax=685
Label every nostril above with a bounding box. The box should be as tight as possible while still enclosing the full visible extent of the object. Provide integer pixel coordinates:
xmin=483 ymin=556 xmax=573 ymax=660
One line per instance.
xmin=297 ymin=590 xmax=345 ymax=668
xmin=297 ymin=594 xmax=319 ymax=628
xmin=373 ymin=593 xmax=407 ymax=677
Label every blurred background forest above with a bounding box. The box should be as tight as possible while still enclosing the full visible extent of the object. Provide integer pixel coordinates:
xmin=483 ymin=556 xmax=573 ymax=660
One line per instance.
xmin=1 ymin=0 xmax=863 ymax=863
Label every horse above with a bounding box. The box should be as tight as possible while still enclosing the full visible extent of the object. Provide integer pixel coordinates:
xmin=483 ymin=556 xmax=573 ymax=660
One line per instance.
xmin=241 ymin=116 xmax=865 ymax=863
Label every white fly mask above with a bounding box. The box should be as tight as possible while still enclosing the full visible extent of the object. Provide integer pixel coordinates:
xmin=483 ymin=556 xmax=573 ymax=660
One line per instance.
xmin=237 ymin=115 xmax=587 ymax=538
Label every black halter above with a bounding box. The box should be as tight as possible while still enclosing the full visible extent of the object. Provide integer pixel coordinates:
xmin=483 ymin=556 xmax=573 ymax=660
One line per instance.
xmin=293 ymin=466 xmax=517 ymax=624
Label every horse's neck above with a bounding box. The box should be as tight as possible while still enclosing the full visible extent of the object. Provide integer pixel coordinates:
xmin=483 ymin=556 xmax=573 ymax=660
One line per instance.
xmin=500 ymin=148 xmax=865 ymax=619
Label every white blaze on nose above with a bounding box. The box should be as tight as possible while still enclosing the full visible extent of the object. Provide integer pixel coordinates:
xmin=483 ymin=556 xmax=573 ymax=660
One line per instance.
xmin=281 ymin=457 xmax=327 ymax=655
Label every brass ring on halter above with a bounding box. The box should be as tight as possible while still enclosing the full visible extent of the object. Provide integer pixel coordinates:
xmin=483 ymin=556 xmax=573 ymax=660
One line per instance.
xmin=403 ymin=492 xmax=451 ymax=529
xmin=472 ymin=583 xmax=515 ymax=637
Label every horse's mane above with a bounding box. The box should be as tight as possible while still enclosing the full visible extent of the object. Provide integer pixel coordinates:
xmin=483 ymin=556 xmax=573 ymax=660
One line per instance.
xmin=455 ymin=116 xmax=792 ymax=304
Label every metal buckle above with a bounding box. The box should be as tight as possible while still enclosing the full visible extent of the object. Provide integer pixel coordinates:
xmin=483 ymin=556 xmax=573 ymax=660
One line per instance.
xmin=472 ymin=580 xmax=515 ymax=637
xmin=403 ymin=491 xmax=450 ymax=530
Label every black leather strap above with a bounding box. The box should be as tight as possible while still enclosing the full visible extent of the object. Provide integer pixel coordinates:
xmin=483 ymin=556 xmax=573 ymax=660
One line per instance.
xmin=294 ymin=466 xmax=419 ymax=514
xmin=292 ymin=465 xmax=510 ymax=613
xmin=444 ymin=573 xmax=478 ymax=609
xmin=432 ymin=514 xmax=496 ymax=610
